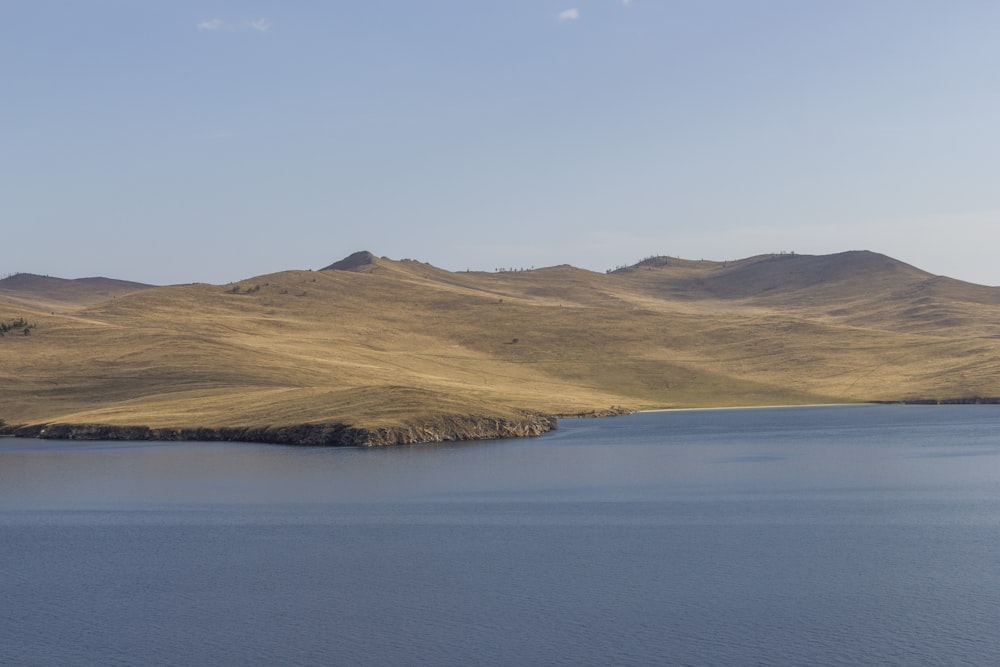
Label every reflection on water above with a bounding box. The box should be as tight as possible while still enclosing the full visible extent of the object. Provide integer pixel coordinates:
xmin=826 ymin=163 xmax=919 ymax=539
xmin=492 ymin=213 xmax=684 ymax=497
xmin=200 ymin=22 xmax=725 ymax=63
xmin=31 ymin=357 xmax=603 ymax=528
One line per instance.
xmin=2 ymin=405 xmax=1000 ymax=665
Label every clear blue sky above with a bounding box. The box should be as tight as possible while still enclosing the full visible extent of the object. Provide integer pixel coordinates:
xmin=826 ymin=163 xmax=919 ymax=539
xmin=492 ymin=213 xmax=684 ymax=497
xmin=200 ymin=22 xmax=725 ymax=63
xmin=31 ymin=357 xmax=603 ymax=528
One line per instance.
xmin=4 ymin=1 xmax=1000 ymax=285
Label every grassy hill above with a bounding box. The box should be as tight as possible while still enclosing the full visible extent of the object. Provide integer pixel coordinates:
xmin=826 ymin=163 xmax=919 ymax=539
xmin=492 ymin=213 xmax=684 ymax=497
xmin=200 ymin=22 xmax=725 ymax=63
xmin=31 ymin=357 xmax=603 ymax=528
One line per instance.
xmin=2 ymin=251 xmax=1000 ymax=437
xmin=0 ymin=273 xmax=153 ymax=311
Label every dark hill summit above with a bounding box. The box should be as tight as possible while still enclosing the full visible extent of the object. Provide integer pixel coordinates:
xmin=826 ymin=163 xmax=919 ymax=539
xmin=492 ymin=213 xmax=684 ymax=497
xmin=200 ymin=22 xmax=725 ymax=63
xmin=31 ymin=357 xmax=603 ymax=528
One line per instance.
xmin=618 ymin=251 xmax=930 ymax=301
xmin=703 ymin=251 xmax=929 ymax=298
xmin=611 ymin=251 xmax=1000 ymax=336
xmin=321 ymin=251 xmax=380 ymax=272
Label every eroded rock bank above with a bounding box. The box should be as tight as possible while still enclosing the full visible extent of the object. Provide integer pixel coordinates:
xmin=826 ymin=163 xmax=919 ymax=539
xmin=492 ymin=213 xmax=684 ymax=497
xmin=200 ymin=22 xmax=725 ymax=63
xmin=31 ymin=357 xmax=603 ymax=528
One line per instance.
xmin=560 ymin=406 xmax=636 ymax=418
xmin=3 ymin=413 xmax=558 ymax=447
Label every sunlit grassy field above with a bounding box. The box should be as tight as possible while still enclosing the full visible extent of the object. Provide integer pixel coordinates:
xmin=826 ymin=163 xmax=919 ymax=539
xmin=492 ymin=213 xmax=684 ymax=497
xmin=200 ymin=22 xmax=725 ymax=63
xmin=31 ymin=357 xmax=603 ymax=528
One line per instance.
xmin=3 ymin=250 xmax=999 ymax=430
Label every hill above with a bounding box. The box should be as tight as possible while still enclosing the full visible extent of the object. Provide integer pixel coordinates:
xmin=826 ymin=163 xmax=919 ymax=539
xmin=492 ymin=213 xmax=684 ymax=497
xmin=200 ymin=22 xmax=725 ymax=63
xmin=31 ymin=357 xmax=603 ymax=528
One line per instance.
xmin=2 ymin=251 xmax=1000 ymax=444
xmin=0 ymin=273 xmax=153 ymax=311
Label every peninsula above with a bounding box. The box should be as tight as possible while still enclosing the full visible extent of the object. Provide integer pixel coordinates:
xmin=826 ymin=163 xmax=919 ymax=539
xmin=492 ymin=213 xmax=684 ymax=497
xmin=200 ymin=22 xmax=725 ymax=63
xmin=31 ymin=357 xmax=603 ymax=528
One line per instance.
xmin=3 ymin=250 xmax=999 ymax=445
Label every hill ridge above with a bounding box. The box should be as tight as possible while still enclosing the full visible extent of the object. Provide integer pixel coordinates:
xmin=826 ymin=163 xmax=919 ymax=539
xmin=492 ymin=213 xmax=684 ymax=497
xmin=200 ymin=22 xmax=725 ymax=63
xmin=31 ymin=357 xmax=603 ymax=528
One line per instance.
xmin=0 ymin=273 xmax=155 ymax=310
xmin=4 ymin=247 xmax=1000 ymax=443
xmin=2 ymin=249 xmax=993 ymax=292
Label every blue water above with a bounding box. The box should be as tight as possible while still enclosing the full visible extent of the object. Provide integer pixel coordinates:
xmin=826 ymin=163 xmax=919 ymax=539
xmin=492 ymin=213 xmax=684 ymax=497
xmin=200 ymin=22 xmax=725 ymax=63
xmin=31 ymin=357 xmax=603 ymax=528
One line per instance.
xmin=2 ymin=405 xmax=999 ymax=665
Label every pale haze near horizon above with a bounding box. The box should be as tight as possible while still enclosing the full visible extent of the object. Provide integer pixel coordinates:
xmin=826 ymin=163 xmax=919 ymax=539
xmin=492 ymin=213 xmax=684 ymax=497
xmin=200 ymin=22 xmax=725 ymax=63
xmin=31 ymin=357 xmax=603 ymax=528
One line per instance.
xmin=3 ymin=1 xmax=999 ymax=286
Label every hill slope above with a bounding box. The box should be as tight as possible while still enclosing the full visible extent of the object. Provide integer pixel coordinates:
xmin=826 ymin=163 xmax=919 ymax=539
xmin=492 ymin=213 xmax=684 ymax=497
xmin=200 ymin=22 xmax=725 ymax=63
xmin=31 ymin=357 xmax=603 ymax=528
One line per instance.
xmin=3 ymin=251 xmax=1000 ymax=442
xmin=0 ymin=273 xmax=153 ymax=311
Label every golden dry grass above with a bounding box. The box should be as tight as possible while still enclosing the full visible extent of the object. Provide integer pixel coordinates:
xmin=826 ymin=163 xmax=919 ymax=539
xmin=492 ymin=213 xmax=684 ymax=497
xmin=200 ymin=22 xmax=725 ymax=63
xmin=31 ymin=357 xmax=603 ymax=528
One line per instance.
xmin=3 ymin=250 xmax=1000 ymax=430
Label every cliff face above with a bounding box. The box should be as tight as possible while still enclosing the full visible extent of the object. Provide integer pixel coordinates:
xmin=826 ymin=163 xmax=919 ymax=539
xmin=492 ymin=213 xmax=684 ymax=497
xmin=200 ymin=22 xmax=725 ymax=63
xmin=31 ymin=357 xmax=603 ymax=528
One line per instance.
xmin=7 ymin=413 xmax=557 ymax=447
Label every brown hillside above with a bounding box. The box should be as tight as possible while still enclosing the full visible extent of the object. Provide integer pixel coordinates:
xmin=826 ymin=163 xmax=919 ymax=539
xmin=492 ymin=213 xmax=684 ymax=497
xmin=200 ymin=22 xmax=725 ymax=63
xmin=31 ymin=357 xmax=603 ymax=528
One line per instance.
xmin=614 ymin=251 xmax=927 ymax=300
xmin=0 ymin=273 xmax=153 ymax=311
xmin=2 ymin=251 xmax=1000 ymax=435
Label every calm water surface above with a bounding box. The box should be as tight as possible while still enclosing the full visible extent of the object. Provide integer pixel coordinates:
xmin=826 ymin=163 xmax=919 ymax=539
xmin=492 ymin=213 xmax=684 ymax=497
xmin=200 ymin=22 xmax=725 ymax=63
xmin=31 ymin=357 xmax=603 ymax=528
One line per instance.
xmin=2 ymin=405 xmax=999 ymax=665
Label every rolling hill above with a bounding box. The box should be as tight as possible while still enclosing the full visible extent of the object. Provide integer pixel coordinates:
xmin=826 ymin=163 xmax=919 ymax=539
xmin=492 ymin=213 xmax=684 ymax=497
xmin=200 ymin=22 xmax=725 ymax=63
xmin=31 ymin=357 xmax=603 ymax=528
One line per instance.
xmin=0 ymin=273 xmax=153 ymax=310
xmin=2 ymin=251 xmax=999 ymax=444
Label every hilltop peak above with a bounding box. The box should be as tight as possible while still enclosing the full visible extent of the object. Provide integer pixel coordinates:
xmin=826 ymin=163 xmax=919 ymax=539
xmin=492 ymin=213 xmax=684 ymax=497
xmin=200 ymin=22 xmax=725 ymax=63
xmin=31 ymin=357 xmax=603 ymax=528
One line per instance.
xmin=321 ymin=251 xmax=380 ymax=272
xmin=0 ymin=272 xmax=65 ymax=287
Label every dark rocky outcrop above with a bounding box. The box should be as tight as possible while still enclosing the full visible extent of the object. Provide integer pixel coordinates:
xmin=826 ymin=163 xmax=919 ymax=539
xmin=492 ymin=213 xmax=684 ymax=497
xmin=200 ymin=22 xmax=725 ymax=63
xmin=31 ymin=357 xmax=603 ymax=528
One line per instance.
xmin=320 ymin=251 xmax=379 ymax=272
xmin=6 ymin=413 xmax=557 ymax=447
xmin=560 ymin=406 xmax=636 ymax=418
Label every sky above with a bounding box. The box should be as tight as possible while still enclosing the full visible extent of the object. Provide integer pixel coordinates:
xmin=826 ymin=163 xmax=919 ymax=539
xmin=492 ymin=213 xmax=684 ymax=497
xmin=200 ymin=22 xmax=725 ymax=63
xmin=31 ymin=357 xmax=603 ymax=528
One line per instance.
xmin=3 ymin=1 xmax=1000 ymax=286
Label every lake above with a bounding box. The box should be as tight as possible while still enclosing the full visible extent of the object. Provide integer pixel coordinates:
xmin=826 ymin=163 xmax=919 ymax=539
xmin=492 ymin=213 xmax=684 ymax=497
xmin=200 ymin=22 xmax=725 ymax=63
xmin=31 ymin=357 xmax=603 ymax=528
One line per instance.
xmin=2 ymin=404 xmax=999 ymax=665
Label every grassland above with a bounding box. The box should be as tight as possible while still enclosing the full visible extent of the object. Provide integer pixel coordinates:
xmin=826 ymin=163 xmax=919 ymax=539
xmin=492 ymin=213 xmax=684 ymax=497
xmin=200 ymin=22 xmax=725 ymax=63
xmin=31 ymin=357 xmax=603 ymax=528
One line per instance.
xmin=2 ymin=250 xmax=1000 ymax=436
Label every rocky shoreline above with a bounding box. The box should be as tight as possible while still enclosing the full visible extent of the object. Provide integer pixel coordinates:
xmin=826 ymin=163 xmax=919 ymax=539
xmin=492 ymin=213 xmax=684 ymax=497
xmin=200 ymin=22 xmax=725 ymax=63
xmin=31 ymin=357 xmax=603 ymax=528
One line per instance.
xmin=0 ymin=413 xmax=558 ymax=447
xmin=557 ymin=406 xmax=636 ymax=418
